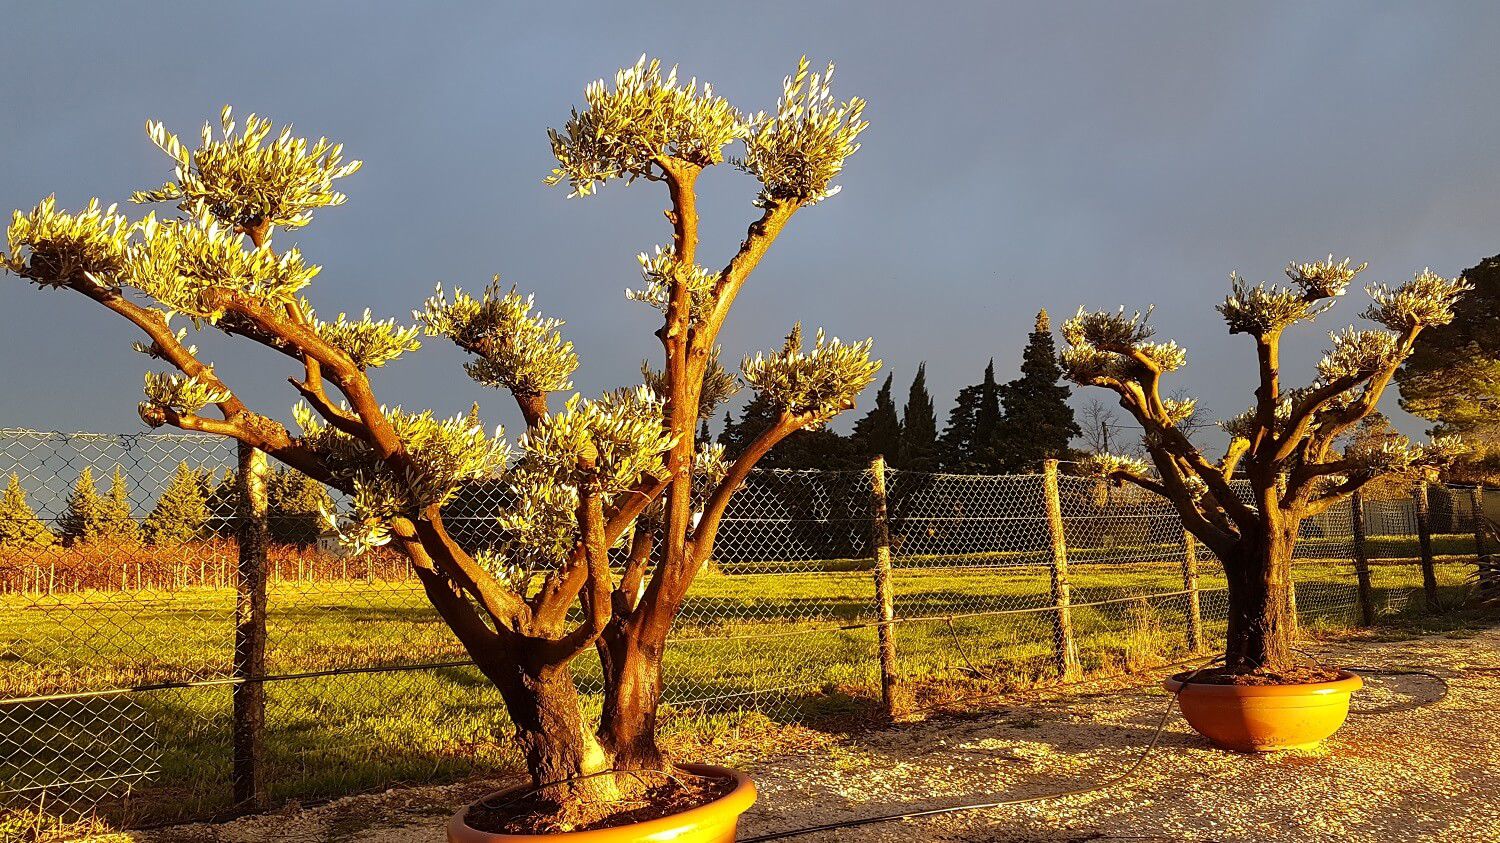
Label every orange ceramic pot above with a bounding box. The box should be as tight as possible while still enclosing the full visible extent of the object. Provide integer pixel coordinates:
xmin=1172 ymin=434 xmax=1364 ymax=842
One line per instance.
xmin=447 ymin=764 xmax=757 ymax=843
xmin=1164 ymin=669 xmax=1363 ymax=752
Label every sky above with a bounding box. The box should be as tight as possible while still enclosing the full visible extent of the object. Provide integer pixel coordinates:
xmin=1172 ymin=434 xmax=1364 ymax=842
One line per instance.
xmin=3 ymin=1 xmax=1498 ymax=455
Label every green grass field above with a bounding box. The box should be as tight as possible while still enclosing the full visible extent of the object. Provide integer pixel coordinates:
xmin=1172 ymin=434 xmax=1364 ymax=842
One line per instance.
xmin=0 ymin=544 xmax=1478 ymax=825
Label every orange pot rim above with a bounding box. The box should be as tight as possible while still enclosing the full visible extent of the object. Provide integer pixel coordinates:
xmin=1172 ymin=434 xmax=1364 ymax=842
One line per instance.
xmin=447 ymin=762 xmax=756 ymax=842
xmin=1164 ymin=669 xmax=1363 ymax=697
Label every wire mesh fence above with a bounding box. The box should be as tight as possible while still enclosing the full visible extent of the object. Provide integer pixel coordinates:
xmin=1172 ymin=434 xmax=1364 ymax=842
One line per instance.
xmin=0 ymin=430 xmax=1490 ymax=829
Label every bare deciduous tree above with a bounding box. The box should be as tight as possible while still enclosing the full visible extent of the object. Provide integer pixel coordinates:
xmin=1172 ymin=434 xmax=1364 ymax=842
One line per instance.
xmin=1061 ymin=258 xmax=1468 ymax=674
xmin=3 ymin=57 xmax=880 ymax=828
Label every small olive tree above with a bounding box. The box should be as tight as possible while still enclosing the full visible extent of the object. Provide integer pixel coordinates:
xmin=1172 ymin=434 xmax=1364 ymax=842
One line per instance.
xmin=3 ymin=58 xmax=879 ymax=827
xmin=1061 ymin=258 xmax=1468 ymax=674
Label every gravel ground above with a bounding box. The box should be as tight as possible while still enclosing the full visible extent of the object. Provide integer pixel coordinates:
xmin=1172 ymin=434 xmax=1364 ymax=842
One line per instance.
xmin=123 ymin=626 xmax=1500 ymax=843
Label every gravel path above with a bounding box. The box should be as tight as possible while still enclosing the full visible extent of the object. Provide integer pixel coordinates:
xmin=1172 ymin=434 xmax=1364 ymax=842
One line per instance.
xmin=127 ymin=626 xmax=1500 ymax=843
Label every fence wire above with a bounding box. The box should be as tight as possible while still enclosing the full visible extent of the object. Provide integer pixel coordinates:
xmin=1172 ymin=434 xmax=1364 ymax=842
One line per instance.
xmin=0 ymin=431 xmax=1490 ymax=829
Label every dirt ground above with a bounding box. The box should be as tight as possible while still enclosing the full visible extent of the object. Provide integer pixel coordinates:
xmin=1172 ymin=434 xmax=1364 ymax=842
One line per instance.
xmin=120 ymin=625 xmax=1500 ymax=843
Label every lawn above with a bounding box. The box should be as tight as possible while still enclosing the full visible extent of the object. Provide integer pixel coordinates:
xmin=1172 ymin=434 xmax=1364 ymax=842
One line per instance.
xmin=0 ymin=544 xmax=1476 ymax=825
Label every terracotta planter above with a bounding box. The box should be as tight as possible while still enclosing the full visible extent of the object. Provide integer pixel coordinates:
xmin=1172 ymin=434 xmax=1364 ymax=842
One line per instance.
xmin=447 ymin=764 xmax=756 ymax=843
xmin=1164 ymin=669 xmax=1363 ymax=751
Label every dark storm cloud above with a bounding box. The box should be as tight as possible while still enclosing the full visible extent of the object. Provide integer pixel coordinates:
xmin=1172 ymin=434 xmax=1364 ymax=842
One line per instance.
xmin=3 ymin=1 xmax=1497 ymax=449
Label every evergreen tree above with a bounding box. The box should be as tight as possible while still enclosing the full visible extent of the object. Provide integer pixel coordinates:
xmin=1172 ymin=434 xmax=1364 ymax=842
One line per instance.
xmin=268 ymin=467 xmax=334 ymax=544
xmin=973 ymin=359 xmax=1003 ymax=471
xmin=203 ymin=468 xmax=239 ymax=536
xmin=719 ymin=391 xmax=779 ymax=457
xmin=59 ymin=467 xmax=105 ymax=543
xmin=849 ymin=373 xmax=902 ymax=461
xmin=99 ymin=465 xmax=141 ymax=543
xmin=1397 ymin=253 xmax=1500 ymax=482
xmin=937 ymin=360 xmax=1006 ymax=472
xmin=897 ymin=363 xmax=938 ymax=471
xmin=0 ymin=473 xmax=56 ymax=549
xmin=992 ymin=310 xmax=1081 ymax=472
xmin=720 ymin=392 xmax=858 ymax=469
xmin=144 ymin=462 xmax=210 ymax=545
xmin=937 ymin=383 xmax=982 ymax=471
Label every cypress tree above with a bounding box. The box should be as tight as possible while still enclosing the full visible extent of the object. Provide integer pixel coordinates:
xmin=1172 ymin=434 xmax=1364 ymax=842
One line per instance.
xmin=992 ymin=309 xmax=1081 ymax=471
xmin=850 ymin=373 xmax=902 ymax=462
xmin=898 ymin=363 xmax=938 ymax=471
xmin=973 ymin=360 xmax=1004 ymax=471
xmin=0 ymin=473 xmax=56 ymax=549
xmin=938 ymin=360 xmax=1007 ymax=472
xmin=144 ymin=463 xmax=210 ymax=545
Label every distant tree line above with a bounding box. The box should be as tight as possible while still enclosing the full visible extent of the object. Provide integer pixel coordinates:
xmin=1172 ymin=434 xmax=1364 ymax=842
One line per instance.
xmin=0 ymin=464 xmax=331 ymax=550
xmin=716 ymin=308 xmax=1081 ymax=474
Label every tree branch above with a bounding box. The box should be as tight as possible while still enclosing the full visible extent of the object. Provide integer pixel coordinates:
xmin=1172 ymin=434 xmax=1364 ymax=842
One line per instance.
xmin=691 ymin=412 xmax=805 ymax=560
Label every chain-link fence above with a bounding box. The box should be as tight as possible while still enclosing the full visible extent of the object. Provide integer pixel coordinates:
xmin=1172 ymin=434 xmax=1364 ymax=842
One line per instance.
xmin=0 ymin=430 xmax=1491 ymax=830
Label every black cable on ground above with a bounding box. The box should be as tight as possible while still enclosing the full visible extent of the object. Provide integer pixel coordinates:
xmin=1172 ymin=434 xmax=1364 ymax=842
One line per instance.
xmin=739 ymin=659 xmax=1453 ymax=843
xmin=739 ymin=656 xmax=1218 ymax=843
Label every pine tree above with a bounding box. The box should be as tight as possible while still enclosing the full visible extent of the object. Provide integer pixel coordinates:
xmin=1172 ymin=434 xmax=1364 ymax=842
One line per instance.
xmin=937 ymin=383 xmax=982 ymax=471
xmin=898 ymin=363 xmax=938 ymax=471
xmin=993 ymin=309 xmax=1081 ymax=472
xmin=0 ymin=473 xmax=56 ymax=549
xmin=98 ymin=465 xmax=141 ymax=544
xmin=850 ymin=373 xmax=902 ymax=461
xmin=59 ymin=467 xmax=105 ymax=543
xmin=144 ymin=463 xmax=210 ymax=545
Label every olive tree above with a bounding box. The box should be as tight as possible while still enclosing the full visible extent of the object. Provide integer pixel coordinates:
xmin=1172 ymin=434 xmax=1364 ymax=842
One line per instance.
xmin=1061 ymin=258 xmax=1468 ymax=674
xmin=3 ymin=57 xmax=879 ymax=827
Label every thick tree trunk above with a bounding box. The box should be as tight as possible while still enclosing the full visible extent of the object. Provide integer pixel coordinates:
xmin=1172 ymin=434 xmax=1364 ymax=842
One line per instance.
xmin=484 ymin=657 xmax=635 ymax=828
xmin=597 ymin=624 xmax=669 ymax=772
xmin=1222 ymin=528 xmax=1298 ymax=673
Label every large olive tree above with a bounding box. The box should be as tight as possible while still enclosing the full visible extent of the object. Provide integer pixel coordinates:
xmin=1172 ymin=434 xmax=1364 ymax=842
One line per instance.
xmin=3 ymin=58 xmax=880 ymax=828
xmin=1061 ymin=258 xmax=1468 ymax=674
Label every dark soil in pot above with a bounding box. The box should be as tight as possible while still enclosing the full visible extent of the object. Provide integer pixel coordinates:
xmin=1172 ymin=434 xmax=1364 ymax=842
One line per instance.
xmin=1181 ymin=664 xmax=1345 ymax=686
xmin=465 ymin=769 xmax=737 ymax=836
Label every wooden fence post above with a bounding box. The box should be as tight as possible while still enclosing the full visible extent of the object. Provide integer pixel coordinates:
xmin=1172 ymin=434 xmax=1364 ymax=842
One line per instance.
xmin=1181 ymin=531 xmax=1203 ymax=651
xmin=233 ymin=443 xmax=269 ymax=811
xmin=1473 ymin=484 xmax=1488 ymax=561
xmin=1414 ymin=480 xmax=1439 ymax=612
xmin=1350 ymin=490 xmax=1375 ymax=626
xmin=868 ymin=455 xmax=904 ymax=719
xmin=1042 ymin=460 xmax=1082 ymax=681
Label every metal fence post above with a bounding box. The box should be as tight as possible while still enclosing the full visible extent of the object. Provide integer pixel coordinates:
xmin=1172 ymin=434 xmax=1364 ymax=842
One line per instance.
xmin=1181 ymin=531 xmax=1203 ymax=651
xmin=233 ymin=443 xmax=269 ymax=811
xmin=1473 ymin=484 xmax=1488 ymax=561
xmin=1042 ymin=460 xmax=1081 ymax=681
xmin=1414 ymin=480 xmax=1439 ymax=612
xmin=868 ymin=455 xmax=903 ymax=719
xmin=1350 ymin=490 xmax=1375 ymax=626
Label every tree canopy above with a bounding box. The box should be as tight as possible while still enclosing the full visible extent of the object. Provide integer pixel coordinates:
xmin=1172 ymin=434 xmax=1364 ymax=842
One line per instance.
xmin=1397 ymin=253 xmax=1500 ymax=482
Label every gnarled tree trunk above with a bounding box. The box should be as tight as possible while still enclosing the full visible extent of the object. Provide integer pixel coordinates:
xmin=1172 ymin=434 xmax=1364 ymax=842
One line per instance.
xmin=1221 ymin=523 xmax=1299 ymax=673
xmin=597 ymin=626 xmax=669 ymax=772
